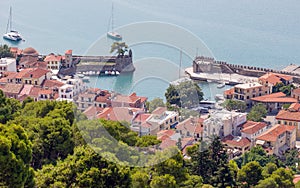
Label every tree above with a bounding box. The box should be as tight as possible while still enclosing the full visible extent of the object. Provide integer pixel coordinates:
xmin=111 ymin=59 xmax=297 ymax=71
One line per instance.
xmin=110 ymin=42 xmax=128 ymax=56
xmin=131 ymin=171 xmax=150 ymax=188
xmin=210 ymin=164 xmax=235 ymax=188
xmin=237 ymin=161 xmax=263 ymax=187
xmin=273 ymin=83 xmax=295 ymax=96
xmin=222 ymin=99 xmax=246 ymax=112
xmin=270 ymin=168 xmax=294 ymax=188
xmin=35 ymin=146 xmax=131 ymax=188
xmin=247 ymin=103 xmax=267 ymax=122
xmin=146 ymin=98 xmax=165 ymax=112
xmin=256 ymin=177 xmax=279 ymax=188
xmin=228 ymin=160 xmax=239 ymax=181
xmin=180 ymin=175 xmax=203 ymax=188
xmin=150 ymin=174 xmax=177 ymax=188
xmin=0 ymin=124 xmax=33 ymax=187
xmin=262 ymin=162 xmax=278 ymax=178
xmin=0 ymin=44 xmax=13 ymax=58
xmin=165 ymin=80 xmax=204 ymax=109
xmin=0 ymin=90 xmax=21 ymax=124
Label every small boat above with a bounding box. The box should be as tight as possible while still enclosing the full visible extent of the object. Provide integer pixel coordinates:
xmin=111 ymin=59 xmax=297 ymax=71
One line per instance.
xmin=3 ymin=7 xmax=23 ymax=41
xmin=116 ymin=71 xmax=120 ymax=75
xmin=107 ymin=3 xmax=122 ymax=41
xmin=217 ymin=82 xmax=225 ymax=88
xmin=111 ymin=71 xmax=116 ymax=75
xmin=82 ymin=76 xmax=90 ymax=82
xmin=105 ymin=71 xmax=109 ymax=75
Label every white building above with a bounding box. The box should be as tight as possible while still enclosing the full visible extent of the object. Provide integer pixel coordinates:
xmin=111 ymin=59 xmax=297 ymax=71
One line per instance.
xmin=0 ymin=58 xmax=16 ymax=75
xmin=57 ymin=84 xmax=74 ymax=102
xmin=63 ymin=78 xmax=87 ymax=96
xmin=203 ymin=110 xmax=247 ymax=141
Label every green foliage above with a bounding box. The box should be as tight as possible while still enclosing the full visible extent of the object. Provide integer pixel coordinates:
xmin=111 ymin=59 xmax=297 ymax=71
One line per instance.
xmin=235 ymin=146 xmax=281 ymax=168
xmin=110 ymin=42 xmax=128 ymax=56
xmin=0 ymin=90 xmax=21 ymax=124
xmin=0 ymin=124 xmax=32 ymax=187
xmin=135 ymin=135 xmax=161 ymax=147
xmin=150 ymin=174 xmax=177 ymax=188
xmin=247 ymin=103 xmax=267 ymax=122
xmin=283 ymin=149 xmax=300 ymax=170
xmin=222 ymin=99 xmax=246 ymax=112
xmin=262 ymin=162 xmax=278 ymax=178
xmin=35 ymin=146 xmax=131 ymax=188
xmin=0 ymin=44 xmax=13 ymax=58
xmin=270 ymin=167 xmax=294 ymax=188
xmin=12 ymin=100 xmax=76 ymax=169
xmin=187 ymin=137 xmax=228 ymax=184
xmin=180 ymin=175 xmax=203 ymax=188
xmin=146 ymin=97 xmax=165 ymax=112
xmin=273 ymin=83 xmax=295 ymax=96
xmin=131 ymin=171 xmax=150 ymax=188
xmin=237 ymin=161 xmax=263 ymax=186
xmin=165 ymin=80 xmax=204 ymax=109
xmin=256 ymin=177 xmax=279 ymax=188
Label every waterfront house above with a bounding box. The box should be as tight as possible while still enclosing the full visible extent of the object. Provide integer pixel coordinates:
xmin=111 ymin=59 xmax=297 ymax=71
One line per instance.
xmin=57 ymin=84 xmax=74 ymax=102
xmin=251 ymin=92 xmax=297 ymax=113
xmin=110 ymin=92 xmax=147 ymax=109
xmin=292 ymin=88 xmax=300 ymax=101
xmin=1 ymin=83 xmax=23 ymax=99
xmin=147 ymin=107 xmax=179 ymax=130
xmin=258 ymin=72 xmax=293 ymax=94
xmin=0 ymin=58 xmax=16 ymax=75
xmin=96 ymin=107 xmax=141 ymax=123
xmin=44 ymin=54 xmax=63 ymax=72
xmin=256 ymin=124 xmax=296 ymax=156
xmin=94 ymin=90 xmax=111 ymax=108
xmin=276 ymin=103 xmax=300 ymax=140
xmin=75 ymin=88 xmax=100 ymax=111
xmin=63 ymin=50 xmax=73 ymax=68
xmin=232 ymin=82 xmax=269 ymax=106
xmin=176 ymin=117 xmax=204 ymax=141
xmin=222 ymin=135 xmax=251 ymax=157
xmin=63 ymin=78 xmax=86 ymax=96
xmin=203 ymin=110 xmax=247 ymax=141
xmin=22 ymin=68 xmax=51 ymax=86
xmin=239 ymin=121 xmax=269 ymax=146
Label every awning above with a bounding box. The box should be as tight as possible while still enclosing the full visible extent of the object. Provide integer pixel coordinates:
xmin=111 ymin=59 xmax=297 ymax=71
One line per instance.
xmin=256 ymin=140 xmax=265 ymax=145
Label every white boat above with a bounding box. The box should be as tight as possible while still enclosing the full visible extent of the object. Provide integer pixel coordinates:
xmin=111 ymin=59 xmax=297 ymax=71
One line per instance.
xmin=107 ymin=3 xmax=122 ymax=41
xmin=3 ymin=7 xmax=23 ymax=41
xmin=82 ymin=76 xmax=90 ymax=82
xmin=217 ymin=82 xmax=226 ymax=88
xmin=116 ymin=71 xmax=120 ymax=75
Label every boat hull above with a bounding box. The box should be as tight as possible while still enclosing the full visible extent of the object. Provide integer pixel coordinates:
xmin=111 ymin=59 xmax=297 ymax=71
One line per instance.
xmin=107 ymin=32 xmax=122 ymax=41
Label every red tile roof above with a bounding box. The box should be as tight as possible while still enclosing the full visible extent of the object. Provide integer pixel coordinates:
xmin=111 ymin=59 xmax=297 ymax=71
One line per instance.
xmin=289 ymin=103 xmax=300 ymax=112
xmin=159 ymin=138 xmax=177 ymax=150
xmin=44 ymin=54 xmax=62 ymax=62
xmin=23 ymin=68 xmax=50 ymax=79
xmin=19 ymin=84 xmax=33 ymax=96
xmin=133 ymin=113 xmax=152 ymax=122
xmin=176 ymin=117 xmax=204 ymax=135
xmin=259 ymin=73 xmax=293 ymax=85
xmin=292 ymin=88 xmax=300 ymax=95
xmin=222 ymin=135 xmax=251 ymax=148
xmin=240 ymin=121 xmax=268 ymax=135
xmin=251 ymin=92 xmax=297 ymax=103
xmin=38 ymin=89 xmax=52 ymax=95
xmin=2 ymin=83 xmax=23 ymax=94
xmin=224 ymin=88 xmax=234 ymax=96
xmin=83 ymin=106 xmax=104 ymax=119
xmin=152 ymin=107 xmax=167 ymax=115
xmin=157 ymin=129 xmax=176 ymax=140
xmin=43 ymin=80 xmax=64 ymax=89
xmin=65 ymin=49 xmax=72 ymax=54
xmin=96 ymin=107 xmax=140 ymax=122
xmin=257 ymin=124 xmax=296 ymax=142
xmin=276 ymin=109 xmax=300 ymax=122
xmin=15 ymin=68 xmax=34 ymax=79
xmin=28 ymin=87 xmax=41 ymax=98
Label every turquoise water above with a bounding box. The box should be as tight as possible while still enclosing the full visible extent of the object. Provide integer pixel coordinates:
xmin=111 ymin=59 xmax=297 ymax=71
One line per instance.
xmin=1 ymin=0 xmax=299 ymax=99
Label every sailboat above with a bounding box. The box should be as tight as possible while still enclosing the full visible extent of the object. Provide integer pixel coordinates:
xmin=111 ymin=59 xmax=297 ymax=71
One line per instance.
xmin=3 ymin=6 xmax=23 ymax=42
xmin=107 ymin=3 xmax=122 ymax=41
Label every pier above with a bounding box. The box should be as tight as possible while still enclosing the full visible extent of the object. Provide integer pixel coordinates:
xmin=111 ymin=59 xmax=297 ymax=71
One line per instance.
xmin=187 ymin=56 xmax=300 ymax=84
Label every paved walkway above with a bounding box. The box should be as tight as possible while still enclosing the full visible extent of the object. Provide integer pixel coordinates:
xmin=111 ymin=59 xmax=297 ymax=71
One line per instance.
xmin=185 ymin=67 xmax=258 ymax=84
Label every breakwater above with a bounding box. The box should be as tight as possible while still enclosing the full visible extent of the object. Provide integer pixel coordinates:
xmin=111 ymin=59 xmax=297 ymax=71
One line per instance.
xmin=59 ymin=50 xmax=135 ymax=76
xmin=192 ymin=56 xmax=300 ymax=83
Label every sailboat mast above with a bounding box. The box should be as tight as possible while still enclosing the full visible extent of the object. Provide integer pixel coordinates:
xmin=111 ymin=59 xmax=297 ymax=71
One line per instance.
xmin=179 ymin=49 xmax=182 ymax=78
xmin=10 ymin=6 xmax=12 ymax=31
xmin=111 ymin=3 xmax=114 ymax=32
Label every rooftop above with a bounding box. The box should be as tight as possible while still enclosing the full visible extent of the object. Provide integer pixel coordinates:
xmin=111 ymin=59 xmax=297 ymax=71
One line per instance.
xmin=257 ymin=124 xmax=296 ymax=142
xmin=259 ymin=72 xmax=293 ymax=85
xmin=234 ymin=82 xmax=262 ymax=89
xmin=2 ymin=83 xmax=23 ymax=94
xmin=251 ymin=92 xmax=297 ymax=103
xmin=222 ymin=135 xmax=251 ymax=148
xmin=240 ymin=121 xmax=268 ymax=135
